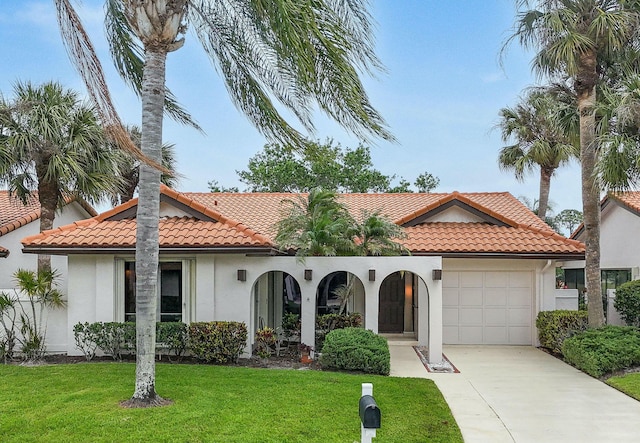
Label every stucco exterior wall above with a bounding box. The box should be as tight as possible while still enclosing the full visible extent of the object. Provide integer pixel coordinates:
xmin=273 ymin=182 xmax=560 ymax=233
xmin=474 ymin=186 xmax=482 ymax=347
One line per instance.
xmin=599 ymin=205 xmax=640 ymax=272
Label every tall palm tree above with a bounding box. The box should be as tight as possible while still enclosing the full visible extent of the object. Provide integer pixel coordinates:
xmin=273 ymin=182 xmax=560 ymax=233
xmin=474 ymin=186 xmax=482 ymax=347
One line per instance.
xmin=112 ymin=125 xmax=178 ymax=205
xmin=509 ymin=0 xmax=640 ymax=327
xmin=0 ymin=81 xmax=121 ymax=272
xmin=55 ymin=0 xmax=393 ymax=406
xmin=497 ymin=88 xmax=579 ymax=221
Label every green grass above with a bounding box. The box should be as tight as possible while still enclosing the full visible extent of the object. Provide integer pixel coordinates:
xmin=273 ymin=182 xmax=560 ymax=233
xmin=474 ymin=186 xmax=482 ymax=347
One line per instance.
xmin=0 ymin=363 xmax=462 ymax=442
xmin=607 ymin=372 xmax=640 ymax=401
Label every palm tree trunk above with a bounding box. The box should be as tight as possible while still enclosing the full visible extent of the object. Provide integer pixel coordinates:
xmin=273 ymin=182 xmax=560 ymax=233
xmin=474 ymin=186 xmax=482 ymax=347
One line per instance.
xmin=577 ymin=52 xmax=604 ymax=328
xmin=537 ymin=166 xmax=553 ymax=222
xmin=128 ymin=47 xmax=166 ymax=406
xmin=36 ymin=173 xmax=57 ymax=273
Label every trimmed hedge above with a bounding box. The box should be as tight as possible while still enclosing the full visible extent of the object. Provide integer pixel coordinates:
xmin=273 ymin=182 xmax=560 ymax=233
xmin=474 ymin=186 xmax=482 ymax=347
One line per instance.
xmin=562 ymin=326 xmax=640 ymax=378
xmin=614 ymin=280 xmax=640 ymax=327
xmin=536 ymin=310 xmax=588 ymax=354
xmin=73 ymin=321 xmax=189 ymax=361
xmin=319 ymin=328 xmax=390 ymax=375
xmin=188 ymin=321 xmax=247 ymax=363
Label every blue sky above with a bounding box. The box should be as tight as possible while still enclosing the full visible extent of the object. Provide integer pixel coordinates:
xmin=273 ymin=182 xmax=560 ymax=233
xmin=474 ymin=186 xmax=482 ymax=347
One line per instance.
xmin=0 ymin=1 xmax=583 ymax=215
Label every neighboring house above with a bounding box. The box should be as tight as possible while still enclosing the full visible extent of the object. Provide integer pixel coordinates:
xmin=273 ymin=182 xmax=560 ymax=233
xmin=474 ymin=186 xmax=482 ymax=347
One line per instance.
xmin=565 ymin=191 xmax=640 ymax=295
xmin=0 ymin=190 xmax=97 ymax=352
xmin=21 ymin=186 xmax=584 ymax=363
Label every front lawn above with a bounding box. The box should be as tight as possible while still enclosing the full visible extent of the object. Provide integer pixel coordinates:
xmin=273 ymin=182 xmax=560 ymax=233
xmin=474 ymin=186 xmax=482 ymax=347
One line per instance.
xmin=607 ymin=372 xmax=640 ymax=401
xmin=0 ymin=363 xmax=462 ymax=442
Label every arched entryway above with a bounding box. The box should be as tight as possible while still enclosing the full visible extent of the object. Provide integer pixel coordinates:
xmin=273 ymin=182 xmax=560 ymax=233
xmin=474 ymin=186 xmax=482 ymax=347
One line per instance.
xmin=378 ymin=271 xmax=423 ymax=337
xmin=252 ymin=270 xmax=302 ymax=332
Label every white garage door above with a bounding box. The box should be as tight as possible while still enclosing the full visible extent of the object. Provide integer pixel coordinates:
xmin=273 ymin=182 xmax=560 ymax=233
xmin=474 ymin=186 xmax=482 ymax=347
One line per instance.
xmin=443 ymin=271 xmax=533 ymax=345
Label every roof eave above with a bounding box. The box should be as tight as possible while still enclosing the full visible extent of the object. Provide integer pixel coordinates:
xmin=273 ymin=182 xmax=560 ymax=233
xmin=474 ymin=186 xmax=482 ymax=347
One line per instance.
xmin=21 ymin=246 xmax=281 ymax=256
xmin=411 ymin=251 xmax=585 ymax=260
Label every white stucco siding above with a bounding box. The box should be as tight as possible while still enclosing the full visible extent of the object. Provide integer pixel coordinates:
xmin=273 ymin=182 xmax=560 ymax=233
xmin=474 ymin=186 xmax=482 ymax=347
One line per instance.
xmin=441 ymin=259 xmax=555 ymax=346
xmin=599 ymin=205 xmax=640 ymax=271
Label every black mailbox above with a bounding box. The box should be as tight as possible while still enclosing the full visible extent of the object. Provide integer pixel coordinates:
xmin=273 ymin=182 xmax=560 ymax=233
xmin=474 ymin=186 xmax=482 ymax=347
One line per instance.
xmin=359 ymin=394 xmax=381 ymax=429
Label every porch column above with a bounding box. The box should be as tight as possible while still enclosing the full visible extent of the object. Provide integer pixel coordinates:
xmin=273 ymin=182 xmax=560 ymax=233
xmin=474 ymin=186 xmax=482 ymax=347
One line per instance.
xmin=428 ymin=279 xmax=443 ymax=364
xmin=300 ymin=283 xmax=316 ymax=349
xmin=364 ymin=281 xmax=380 ymax=333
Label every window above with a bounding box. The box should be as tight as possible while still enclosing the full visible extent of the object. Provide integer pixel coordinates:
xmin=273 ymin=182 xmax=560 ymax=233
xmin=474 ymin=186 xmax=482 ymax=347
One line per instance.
xmin=601 ymin=269 xmax=632 ymax=296
xmin=122 ymin=260 xmax=191 ymax=322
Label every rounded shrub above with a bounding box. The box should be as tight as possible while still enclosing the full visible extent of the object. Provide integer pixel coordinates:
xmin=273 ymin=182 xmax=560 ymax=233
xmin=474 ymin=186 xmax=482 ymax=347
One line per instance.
xmin=319 ymin=327 xmax=390 ymax=375
xmin=614 ymin=280 xmax=640 ymax=327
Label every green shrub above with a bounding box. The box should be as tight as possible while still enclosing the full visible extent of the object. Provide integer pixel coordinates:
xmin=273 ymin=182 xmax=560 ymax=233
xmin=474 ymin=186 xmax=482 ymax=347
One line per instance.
xmin=315 ymin=313 xmax=363 ymax=349
xmin=319 ymin=327 xmax=390 ymax=375
xmin=536 ymin=310 xmax=588 ymax=354
xmin=254 ymin=326 xmax=277 ymax=359
xmin=614 ymin=280 xmax=640 ymax=327
xmin=188 ymin=321 xmax=247 ymax=363
xmin=74 ymin=322 xmax=189 ymax=361
xmin=93 ymin=322 xmax=136 ymax=361
xmin=73 ymin=322 xmax=102 ymax=361
xmin=562 ymin=326 xmax=640 ymax=378
xmin=156 ymin=322 xmax=188 ymax=361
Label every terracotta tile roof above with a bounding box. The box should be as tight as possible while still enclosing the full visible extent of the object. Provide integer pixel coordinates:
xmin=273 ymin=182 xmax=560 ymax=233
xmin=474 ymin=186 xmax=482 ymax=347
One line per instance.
xmin=22 ymin=186 xmax=584 ymax=258
xmin=609 ymin=191 xmax=640 ymax=213
xmin=0 ymin=191 xmax=41 ymax=236
xmin=0 ymin=190 xmax=97 ymax=237
xmin=404 ymin=223 xmax=584 ymax=256
xmin=23 ymin=217 xmax=270 ymax=250
xmin=0 ymin=245 xmax=8 ymax=258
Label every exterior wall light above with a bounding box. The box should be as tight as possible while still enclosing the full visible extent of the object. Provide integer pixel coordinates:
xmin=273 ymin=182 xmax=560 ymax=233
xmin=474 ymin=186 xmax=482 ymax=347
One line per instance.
xmin=432 ymin=269 xmax=442 ymax=281
xmin=237 ymin=269 xmax=247 ymax=282
xmin=369 ymin=269 xmax=376 ymax=281
xmin=304 ymin=269 xmax=313 ymax=281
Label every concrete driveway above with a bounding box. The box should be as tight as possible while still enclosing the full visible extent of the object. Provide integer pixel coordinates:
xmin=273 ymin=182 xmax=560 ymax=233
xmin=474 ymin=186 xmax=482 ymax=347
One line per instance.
xmin=389 ymin=342 xmax=640 ymax=443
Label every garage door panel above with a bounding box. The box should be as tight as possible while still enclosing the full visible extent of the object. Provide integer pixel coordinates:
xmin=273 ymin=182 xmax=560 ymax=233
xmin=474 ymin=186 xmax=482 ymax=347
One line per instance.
xmin=443 ymin=326 xmax=458 ymax=343
xmin=460 ymin=289 xmax=483 ymax=306
xmin=485 ymin=308 xmax=507 ymax=325
xmin=484 ymin=290 xmax=507 ymax=306
xmin=443 ymin=288 xmax=459 ymax=306
xmin=442 ymin=270 xmax=532 ymax=345
xmin=484 ymin=327 xmax=508 ymax=344
xmin=508 ymin=288 xmax=531 ymax=306
xmin=460 ymin=272 xmax=483 ymax=287
xmin=509 ymin=272 xmax=532 ymax=287
xmin=459 ymin=308 xmax=483 ymax=325
xmin=509 ymin=308 xmax=531 ymax=326
xmin=459 ymin=326 xmax=483 ymax=343
xmin=509 ymin=327 xmax=531 ymax=344
xmin=485 ymin=272 xmax=508 ymax=287
xmin=443 ymin=272 xmax=459 ymax=288
xmin=443 ymin=307 xmax=458 ymax=325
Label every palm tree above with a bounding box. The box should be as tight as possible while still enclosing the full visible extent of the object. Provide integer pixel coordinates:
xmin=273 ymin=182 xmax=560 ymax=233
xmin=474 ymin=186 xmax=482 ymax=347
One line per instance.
xmin=497 ymin=88 xmax=579 ymax=221
xmin=112 ymin=126 xmax=178 ymax=205
xmin=0 ymin=81 xmax=121 ymax=272
xmin=55 ymin=0 xmax=393 ymax=406
xmin=353 ymin=210 xmax=408 ymax=256
xmin=275 ymin=189 xmax=356 ymax=257
xmin=508 ymin=0 xmax=640 ymax=327
xmin=596 ymin=74 xmax=640 ymax=190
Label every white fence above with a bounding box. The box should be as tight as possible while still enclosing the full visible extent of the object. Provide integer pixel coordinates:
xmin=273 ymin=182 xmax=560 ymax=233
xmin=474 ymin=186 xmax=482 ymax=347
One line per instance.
xmin=554 ymin=289 xmax=578 ymax=310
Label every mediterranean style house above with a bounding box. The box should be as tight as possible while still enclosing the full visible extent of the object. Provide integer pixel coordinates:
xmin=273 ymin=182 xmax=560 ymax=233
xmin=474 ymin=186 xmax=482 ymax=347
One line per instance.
xmin=20 ymin=186 xmax=584 ymax=363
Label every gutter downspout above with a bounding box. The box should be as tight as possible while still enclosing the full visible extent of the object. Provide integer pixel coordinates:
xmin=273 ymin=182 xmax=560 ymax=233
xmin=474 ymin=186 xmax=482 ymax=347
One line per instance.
xmin=539 ymin=260 xmax=553 ymax=313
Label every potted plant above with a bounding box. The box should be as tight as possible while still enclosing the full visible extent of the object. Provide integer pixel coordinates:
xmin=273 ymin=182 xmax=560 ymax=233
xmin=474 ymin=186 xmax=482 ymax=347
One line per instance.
xmin=299 ymin=343 xmax=314 ymax=364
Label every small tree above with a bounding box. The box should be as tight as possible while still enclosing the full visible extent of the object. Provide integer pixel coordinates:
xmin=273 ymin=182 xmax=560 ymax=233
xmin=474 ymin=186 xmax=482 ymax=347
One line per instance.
xmin=614 ymin=280 xmax=640 ymax=327
xmin=11 ymin=269 xmax=65 ymax=362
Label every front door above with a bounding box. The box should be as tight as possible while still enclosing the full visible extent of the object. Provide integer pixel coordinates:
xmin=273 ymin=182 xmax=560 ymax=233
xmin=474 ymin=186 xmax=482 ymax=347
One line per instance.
xmin=379 ymin=272 xmax=405 ymax=333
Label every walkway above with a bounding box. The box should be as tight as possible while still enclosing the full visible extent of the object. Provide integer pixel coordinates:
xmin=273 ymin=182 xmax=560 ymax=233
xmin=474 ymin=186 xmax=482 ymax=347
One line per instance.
xmin=389 ymin=342 xmax=640 ymax=443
